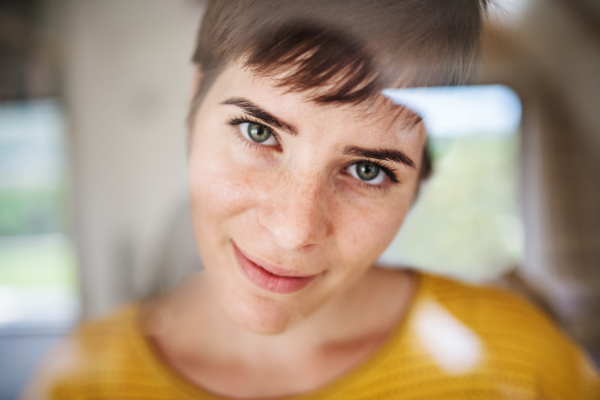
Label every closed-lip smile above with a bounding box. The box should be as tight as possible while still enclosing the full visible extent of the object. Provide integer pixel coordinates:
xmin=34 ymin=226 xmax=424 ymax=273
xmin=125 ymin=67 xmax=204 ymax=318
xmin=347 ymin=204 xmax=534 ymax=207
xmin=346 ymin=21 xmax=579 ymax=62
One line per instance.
xmin=232 ymin=241 xmax=319 ymax=294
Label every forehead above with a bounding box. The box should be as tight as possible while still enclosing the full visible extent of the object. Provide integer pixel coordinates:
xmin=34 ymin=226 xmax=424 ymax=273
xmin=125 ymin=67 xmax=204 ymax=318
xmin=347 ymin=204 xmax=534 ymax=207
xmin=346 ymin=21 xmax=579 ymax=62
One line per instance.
xmin=207 ymin=63 xmax=425 ymax=146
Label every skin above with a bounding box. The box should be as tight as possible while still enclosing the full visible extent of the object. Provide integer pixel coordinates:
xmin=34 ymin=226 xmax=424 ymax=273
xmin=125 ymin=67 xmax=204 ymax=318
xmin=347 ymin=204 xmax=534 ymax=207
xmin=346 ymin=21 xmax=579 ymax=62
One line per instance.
xmin=148 ymin=63 xmax=428 ymax=397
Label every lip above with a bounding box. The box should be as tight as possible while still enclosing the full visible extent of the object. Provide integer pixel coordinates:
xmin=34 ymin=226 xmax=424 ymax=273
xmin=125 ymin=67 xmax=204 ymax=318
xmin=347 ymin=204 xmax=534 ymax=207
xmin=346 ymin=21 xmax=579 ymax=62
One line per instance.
xmin=232 ymin=242 xmax=318 ymax=294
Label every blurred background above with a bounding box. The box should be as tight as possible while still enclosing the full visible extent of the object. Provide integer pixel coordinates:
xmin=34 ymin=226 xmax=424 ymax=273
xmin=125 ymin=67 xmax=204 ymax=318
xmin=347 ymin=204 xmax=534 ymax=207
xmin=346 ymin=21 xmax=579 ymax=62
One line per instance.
xmin=0 ymin=0 xmax=599 ymax=398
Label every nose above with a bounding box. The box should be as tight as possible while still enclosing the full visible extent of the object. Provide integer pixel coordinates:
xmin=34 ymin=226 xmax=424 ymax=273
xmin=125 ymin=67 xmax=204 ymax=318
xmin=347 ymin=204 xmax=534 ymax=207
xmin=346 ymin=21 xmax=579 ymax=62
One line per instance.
xmin=257 ymin=173 xmax=330 ymax=250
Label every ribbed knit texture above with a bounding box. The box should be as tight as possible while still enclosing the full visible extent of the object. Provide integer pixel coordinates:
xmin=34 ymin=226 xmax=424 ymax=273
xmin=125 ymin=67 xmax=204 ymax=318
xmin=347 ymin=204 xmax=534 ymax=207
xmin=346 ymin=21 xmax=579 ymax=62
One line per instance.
xmin=46 ymin=273 xmax=600 ymax=399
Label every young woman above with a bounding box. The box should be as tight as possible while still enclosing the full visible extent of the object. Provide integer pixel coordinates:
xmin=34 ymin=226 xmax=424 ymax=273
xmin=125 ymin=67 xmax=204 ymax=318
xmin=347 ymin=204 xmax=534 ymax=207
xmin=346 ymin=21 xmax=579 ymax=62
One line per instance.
xmin=26 ymin=0 xmax=599 ymax=399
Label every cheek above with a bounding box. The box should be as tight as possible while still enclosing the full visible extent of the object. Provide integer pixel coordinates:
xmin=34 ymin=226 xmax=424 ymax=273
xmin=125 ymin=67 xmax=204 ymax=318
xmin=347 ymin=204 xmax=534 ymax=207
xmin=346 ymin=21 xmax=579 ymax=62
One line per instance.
xmin=187 ymin=128 xmax=258 ymax=268
xmin=188 ymin=125 xmax=279 ymax=262
xmin=188 ymin=127 xmax=257 ymax=221
xmin=190 ymin=168 xmax=255 ymax=219
xmin=338 ymin=197 xmax=411 ymax=265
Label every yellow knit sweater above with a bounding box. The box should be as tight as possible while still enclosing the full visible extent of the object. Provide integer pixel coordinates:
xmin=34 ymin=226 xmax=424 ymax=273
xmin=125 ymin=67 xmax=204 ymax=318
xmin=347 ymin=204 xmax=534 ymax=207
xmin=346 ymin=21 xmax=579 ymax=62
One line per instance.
xmin=41 ymin=273 xmax=600 ymax=399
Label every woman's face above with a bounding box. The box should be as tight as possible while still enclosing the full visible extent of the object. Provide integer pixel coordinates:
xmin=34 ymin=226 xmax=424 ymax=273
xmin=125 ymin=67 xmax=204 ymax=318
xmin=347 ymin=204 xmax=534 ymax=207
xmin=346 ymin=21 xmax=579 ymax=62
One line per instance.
xmin=188 ymin=63 xmax=425 ymax=334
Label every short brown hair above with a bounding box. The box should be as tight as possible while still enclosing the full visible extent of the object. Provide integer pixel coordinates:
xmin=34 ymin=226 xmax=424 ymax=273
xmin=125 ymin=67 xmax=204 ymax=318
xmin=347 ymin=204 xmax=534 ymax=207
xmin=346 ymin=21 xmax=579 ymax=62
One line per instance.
xmin=190 ymin=0 xmax=488 ymax=179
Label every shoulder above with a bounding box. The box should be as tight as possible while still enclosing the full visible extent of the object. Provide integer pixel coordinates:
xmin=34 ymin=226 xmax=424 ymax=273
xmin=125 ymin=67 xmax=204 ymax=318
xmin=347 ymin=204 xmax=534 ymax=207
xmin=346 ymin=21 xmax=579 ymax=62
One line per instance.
xmin=422 ymin=272 xmax=551 ymax=331
xmin=411 ymin=272 xmax=600 ymax=398
xmin=71 ymin=304 xmax=139 ymax=351
xmin=22 ymin=305 xmax=148 ymax=400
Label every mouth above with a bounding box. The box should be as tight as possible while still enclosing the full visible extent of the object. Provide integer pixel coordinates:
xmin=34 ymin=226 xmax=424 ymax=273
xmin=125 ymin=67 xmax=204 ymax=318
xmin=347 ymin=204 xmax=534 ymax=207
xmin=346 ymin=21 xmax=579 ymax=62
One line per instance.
xmin=232 ymin=242 xmax=318 ymax=294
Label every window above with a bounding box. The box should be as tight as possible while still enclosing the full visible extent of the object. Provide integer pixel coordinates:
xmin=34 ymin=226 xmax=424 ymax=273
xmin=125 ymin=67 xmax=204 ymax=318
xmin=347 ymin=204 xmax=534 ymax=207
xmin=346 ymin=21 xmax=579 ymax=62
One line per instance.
xmin=0 ymin=99 xmax=78 ymax=326
xmin=379 ymin=85 xmax=523 ymax=281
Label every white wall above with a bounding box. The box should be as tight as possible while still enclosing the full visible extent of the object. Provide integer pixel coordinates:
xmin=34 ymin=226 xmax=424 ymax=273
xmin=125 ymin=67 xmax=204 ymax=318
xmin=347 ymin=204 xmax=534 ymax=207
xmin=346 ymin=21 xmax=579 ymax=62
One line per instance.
xmin=58 ymin=0 xmax=204 ymax=318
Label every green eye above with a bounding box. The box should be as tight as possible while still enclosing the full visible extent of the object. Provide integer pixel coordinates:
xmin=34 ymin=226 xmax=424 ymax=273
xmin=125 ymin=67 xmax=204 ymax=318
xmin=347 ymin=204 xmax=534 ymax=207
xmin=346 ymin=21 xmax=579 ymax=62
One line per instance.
xmin=347 ymin=161 xmax=386 ymax=185
xmin=247 ymin=122 xmax=273 ymax=143
xmin=237 ymin=122 xmax=278 ymax=147
xmin=355 ymin=161 xmax=380 ymax=181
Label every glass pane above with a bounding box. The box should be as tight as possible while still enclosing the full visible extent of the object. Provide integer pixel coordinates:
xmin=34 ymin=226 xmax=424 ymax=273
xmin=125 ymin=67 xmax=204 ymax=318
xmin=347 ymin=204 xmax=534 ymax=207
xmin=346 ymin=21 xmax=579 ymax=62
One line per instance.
xmin=0 ymin=99 xmax=79 ymax=326
xmin=379 ymin=85 xmax=523 ymax=281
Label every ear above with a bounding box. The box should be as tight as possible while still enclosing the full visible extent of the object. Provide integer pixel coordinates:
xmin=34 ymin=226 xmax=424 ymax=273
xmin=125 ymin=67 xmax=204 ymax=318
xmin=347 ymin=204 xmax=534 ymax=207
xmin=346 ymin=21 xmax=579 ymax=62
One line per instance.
xmin=189 ymin=67 xmax=204 ymax=103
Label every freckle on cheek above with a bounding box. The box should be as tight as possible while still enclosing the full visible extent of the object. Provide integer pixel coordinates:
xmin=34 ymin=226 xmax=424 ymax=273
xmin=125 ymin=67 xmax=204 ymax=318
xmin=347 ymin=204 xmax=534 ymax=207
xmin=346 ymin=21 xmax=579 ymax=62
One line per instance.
xmin=204 ymin=181 xmax=254 ymax=212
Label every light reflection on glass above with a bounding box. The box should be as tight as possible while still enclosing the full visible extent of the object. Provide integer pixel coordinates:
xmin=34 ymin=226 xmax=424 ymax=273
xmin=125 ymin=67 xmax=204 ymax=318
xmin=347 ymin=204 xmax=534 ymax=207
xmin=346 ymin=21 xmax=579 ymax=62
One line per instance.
xmin=382 ymin=85 xmax=522 ymax=137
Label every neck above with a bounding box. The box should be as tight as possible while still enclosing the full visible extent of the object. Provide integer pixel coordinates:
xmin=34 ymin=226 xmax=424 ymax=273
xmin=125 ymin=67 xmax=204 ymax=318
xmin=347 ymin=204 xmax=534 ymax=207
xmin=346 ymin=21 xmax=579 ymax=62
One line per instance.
xmin=145 ymin=267 xmax=416 ymax=397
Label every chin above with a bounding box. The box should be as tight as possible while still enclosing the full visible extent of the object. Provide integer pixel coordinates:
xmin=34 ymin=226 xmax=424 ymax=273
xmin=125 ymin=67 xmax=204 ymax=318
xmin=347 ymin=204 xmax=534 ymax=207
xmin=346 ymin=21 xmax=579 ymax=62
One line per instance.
xmin=225 ymin=292 xmax=303 ymax=335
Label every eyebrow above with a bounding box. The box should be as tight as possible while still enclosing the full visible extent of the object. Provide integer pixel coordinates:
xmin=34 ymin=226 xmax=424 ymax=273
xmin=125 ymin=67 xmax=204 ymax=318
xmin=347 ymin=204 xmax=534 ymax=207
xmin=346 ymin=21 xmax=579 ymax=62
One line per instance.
xmin=343 ymin=145 xmax=416 ymax=169
xmin=221 ymin=97 xmax=298 ymax=136
xmin=222 ymin=97 xmax=415 ymax=168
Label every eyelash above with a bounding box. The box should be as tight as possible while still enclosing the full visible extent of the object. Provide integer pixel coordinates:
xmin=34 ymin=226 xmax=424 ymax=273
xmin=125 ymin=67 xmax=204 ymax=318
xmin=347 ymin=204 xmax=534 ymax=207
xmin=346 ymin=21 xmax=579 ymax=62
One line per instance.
xmin=343 ymin=161 xmax=399 ymax=193
xmin=226 ymin=115 xmax=400 ymax=189
xmin=227 ymin=115 xmax=281 ymax=150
